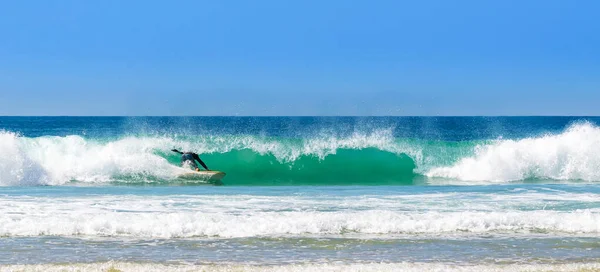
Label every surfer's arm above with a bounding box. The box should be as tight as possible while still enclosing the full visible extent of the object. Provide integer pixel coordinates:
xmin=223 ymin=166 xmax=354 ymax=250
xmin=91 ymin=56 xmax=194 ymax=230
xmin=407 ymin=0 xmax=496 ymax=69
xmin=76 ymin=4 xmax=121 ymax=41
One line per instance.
xmin=171 ymin=149 xmax=183 ymax=154
xmin=193 ymin=153 xmax=209 ymax=170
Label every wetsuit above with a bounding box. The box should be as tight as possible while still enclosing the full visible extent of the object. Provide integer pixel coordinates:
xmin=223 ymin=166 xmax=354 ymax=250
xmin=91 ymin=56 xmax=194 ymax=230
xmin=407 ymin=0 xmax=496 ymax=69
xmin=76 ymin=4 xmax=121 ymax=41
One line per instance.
xmin=171 ymin=149 xmax=209 ymax=170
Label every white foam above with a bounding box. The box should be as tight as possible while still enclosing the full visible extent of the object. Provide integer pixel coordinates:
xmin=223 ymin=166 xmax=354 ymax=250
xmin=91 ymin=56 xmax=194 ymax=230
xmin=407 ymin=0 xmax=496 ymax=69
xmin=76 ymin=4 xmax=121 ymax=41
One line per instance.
xmin=1 ymin=193 xmax=599 ymax=238
xmin=426 ymin=123 xmax=600 ymax=182
xmin=0 ymin=132 xmax=186 ymax=185
xmin=0 ymin=132 xmax=43 ymax=186
xmin=3 ymin=261 xmax=600 ymax=272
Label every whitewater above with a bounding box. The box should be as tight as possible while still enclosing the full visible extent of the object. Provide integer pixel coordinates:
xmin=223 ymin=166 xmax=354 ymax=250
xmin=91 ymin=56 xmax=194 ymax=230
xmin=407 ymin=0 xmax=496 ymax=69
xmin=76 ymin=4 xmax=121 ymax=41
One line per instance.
xmin=2 ymin=187 xmax=600 ymax=238
xmin=1 ymin=117 xmax=600 ymax=271
xmin=2 ymin=119 xmax=600 ymax=186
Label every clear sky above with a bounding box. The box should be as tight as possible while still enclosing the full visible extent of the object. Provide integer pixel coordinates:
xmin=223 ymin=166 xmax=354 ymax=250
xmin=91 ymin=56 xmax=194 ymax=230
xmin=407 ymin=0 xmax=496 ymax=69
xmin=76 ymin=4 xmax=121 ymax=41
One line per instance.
xmin=0 ymin=0 xmax=598 ymax=116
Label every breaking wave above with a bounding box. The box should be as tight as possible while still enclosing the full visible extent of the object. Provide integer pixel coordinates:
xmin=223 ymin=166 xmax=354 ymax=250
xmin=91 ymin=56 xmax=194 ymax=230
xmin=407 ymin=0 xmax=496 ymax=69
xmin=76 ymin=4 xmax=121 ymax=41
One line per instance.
xmin=1 ymin=122 xmax=600 ymax=185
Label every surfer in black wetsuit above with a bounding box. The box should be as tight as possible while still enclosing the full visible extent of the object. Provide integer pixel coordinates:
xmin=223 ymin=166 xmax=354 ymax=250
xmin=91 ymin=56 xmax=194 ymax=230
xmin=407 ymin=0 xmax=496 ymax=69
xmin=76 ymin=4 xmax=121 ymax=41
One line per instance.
xmin=171 ymin=149 xmax=210 ymax=171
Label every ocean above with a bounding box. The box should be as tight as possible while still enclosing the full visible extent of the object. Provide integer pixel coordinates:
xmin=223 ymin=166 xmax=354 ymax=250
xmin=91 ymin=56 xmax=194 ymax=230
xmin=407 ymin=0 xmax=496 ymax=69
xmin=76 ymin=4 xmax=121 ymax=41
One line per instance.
xmin=1 ymin=116 xmax=599 ymax=271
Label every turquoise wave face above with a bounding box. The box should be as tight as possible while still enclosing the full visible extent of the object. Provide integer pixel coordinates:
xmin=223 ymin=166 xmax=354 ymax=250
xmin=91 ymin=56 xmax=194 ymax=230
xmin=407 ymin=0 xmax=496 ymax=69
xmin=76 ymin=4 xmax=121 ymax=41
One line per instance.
xmin=1 ymin=121 xmax=600 ymax=186
xmin=173 ymin=149 xmax=417 ymax=185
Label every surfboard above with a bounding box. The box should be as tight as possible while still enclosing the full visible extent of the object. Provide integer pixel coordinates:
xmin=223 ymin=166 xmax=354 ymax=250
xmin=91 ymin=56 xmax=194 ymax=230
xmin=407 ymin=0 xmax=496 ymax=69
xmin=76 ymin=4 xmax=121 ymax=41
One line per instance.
xmin=177 ymin=170 xmax=226 ymax=182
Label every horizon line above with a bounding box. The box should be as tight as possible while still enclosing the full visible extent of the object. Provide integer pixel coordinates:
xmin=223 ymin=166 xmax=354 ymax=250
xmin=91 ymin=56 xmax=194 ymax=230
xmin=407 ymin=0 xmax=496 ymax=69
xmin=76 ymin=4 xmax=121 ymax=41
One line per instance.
xmin=1 ymin=115 xmax=599 ymax=118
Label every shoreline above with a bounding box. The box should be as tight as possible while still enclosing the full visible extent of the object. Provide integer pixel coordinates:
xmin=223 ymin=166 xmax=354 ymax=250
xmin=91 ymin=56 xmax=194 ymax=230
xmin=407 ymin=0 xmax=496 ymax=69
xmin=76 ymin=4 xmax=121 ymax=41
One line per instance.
xmin=3 ymin=262 xmax=600 ymax=272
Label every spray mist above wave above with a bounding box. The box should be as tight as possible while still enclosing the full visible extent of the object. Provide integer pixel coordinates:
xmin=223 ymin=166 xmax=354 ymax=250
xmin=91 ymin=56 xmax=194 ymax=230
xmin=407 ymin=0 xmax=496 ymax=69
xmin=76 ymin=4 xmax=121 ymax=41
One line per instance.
xmin=426 ymin=122 xmax=600 ymax=182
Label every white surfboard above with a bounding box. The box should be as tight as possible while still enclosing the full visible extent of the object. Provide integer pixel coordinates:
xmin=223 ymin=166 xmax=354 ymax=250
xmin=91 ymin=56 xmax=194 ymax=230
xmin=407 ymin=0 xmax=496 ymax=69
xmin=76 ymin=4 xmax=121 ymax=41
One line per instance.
xmin=177 ymin=170 xmax=226 ymax=182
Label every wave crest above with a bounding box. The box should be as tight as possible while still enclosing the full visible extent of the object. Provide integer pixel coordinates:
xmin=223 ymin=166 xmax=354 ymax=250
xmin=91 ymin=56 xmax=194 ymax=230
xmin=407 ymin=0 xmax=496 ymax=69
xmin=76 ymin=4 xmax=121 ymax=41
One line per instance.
xmin=426 ymin=122 xmax=600 ymax=182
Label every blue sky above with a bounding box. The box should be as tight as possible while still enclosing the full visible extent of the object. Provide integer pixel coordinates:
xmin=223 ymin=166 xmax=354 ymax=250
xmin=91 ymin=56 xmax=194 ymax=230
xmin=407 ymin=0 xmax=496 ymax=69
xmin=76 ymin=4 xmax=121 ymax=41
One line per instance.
xmin=0 ymin=0 xmax=598 ymax=116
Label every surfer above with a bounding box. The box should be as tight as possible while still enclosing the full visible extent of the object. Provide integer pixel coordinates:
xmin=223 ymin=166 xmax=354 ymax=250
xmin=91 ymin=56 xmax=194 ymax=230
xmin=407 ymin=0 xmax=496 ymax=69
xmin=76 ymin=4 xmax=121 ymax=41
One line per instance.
xmin=171 ymin=149 xmax=210 ymax=171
